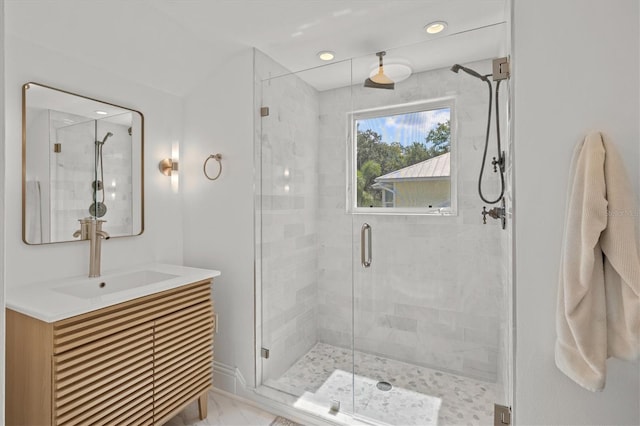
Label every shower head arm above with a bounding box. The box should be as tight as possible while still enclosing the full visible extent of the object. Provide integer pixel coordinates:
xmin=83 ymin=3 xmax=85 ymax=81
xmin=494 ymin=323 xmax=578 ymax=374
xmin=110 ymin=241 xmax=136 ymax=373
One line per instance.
xmin=375 ymin=51 xmax=386 ymax=73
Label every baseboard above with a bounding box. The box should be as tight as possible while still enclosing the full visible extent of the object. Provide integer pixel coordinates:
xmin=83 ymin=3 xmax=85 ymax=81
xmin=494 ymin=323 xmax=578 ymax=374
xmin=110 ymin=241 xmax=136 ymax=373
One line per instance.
xmin=212 ymin=360 xmax=238 ymax=394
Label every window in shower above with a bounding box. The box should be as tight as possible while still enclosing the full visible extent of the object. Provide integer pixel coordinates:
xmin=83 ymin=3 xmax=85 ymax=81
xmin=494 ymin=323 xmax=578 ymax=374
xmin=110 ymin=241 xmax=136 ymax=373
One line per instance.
xmin=350 ymin=100 xmax=455 ymax=214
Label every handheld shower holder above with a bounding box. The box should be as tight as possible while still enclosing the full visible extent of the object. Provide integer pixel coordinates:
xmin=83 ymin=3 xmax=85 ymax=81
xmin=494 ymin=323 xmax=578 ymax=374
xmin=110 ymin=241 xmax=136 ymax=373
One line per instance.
xmin=492 ymin=151 xmax=506 ymax=173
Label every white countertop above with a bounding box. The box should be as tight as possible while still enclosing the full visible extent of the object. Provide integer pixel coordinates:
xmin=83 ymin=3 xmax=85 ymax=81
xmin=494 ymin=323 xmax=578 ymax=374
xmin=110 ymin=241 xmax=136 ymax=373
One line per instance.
xmin=6 ymin=263 xmax=221 ymax=323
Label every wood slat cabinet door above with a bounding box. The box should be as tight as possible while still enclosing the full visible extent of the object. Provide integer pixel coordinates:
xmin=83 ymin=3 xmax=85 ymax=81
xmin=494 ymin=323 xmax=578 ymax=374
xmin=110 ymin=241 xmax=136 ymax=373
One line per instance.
xmin=53 ymin=322 xmax=155 ymax=426
xmin=153 ymin=300 xmax=214 ymax=424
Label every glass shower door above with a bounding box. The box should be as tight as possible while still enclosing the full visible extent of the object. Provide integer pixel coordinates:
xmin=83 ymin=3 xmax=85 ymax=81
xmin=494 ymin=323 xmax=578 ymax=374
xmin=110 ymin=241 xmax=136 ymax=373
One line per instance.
xmin=351 ymin=188 xmax=508 ymax=426
xmin=349 ymin=47 xmax=512 ymax=425
xmin=257 ymin=58 xmax=357 ymax=421
xmin=352 ymin=216 xmax=461 ymax=425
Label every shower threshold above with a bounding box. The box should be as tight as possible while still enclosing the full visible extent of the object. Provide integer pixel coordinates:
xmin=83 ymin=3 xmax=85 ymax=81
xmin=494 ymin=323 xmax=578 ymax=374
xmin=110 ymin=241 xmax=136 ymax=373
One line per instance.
xmin=259 ymin=342 xmax=497 ymax=426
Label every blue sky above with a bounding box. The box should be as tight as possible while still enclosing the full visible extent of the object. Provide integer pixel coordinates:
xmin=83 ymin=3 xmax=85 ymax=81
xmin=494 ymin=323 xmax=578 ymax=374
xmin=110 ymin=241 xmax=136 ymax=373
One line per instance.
xmin=357 ymin=107 xmax=450 ymax=148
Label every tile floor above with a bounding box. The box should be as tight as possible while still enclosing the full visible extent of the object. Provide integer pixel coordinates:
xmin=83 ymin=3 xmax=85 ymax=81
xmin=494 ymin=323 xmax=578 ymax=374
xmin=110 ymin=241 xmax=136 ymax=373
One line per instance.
xmin=264 ymin=342 xmax=498 ymax=426
xmin=166 ymin=342 xmax=499 ymax=426
xmin=165 ymin=390 xmax=277 ymax=426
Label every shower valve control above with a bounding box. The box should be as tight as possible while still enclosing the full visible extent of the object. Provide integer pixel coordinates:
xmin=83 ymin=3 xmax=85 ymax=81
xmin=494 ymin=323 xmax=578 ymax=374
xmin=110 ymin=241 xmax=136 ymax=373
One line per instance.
xmin=482 ymin=198 xmax=507 ymax=230
xmin=482 ymin=207 xmax=490 ymax=224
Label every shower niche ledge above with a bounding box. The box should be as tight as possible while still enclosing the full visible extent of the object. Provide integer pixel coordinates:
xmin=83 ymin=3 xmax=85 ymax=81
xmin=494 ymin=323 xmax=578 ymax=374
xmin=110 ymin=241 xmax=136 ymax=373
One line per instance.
xmin=5 ymin=264 xmax=220 ymax=426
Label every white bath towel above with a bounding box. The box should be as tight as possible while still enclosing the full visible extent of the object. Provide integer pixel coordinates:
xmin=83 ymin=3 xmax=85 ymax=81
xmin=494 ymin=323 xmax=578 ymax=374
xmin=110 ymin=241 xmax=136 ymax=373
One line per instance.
xmin=25 ymin=180 xmax=43 ymax=244
xmin=556 ymin=132 xmax=640 ymax=391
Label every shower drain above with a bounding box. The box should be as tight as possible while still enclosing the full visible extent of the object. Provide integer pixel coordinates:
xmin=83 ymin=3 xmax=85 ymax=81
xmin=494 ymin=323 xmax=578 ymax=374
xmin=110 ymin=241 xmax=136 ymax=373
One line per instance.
xmin=376 ymin=381 xmax=392 ymax=391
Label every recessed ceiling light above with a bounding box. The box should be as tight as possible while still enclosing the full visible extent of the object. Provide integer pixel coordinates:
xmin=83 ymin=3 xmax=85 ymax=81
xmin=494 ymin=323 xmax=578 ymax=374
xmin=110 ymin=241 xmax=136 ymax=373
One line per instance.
xmin=425 ymin=21 xmax=447 ymax=34
xmin=317 ymin=51 xmax=335 ymax=61
xmin=95 ymin=110 xmax=108 ymax=115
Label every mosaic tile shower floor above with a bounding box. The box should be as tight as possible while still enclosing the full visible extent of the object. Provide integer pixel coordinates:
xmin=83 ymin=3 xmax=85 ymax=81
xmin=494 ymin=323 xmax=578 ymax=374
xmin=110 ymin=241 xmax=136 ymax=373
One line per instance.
xmin=264 ymin=342 xmax=498 ymax=426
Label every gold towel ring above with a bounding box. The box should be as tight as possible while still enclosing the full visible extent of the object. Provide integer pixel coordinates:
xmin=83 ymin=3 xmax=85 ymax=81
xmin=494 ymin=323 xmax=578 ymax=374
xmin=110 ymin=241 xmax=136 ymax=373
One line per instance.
xmin=204 ymin=154 xmax=223 ymax=180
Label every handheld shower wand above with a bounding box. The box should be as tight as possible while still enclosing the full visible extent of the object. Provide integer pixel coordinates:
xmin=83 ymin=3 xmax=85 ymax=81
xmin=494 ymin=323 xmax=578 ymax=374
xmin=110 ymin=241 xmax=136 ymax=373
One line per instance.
xmin=97 ymin=132 xmax=113 ymax=146
xmin=450 ymin=63 xmax=505 ymax=205
xmin=450 ymin=64 xmax=490 ymax=82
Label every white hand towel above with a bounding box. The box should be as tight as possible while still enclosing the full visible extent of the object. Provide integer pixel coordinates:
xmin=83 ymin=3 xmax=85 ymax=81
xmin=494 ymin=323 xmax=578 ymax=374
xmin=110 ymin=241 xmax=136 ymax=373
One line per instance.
xmin=555 ymin=132 xmax=640 ymax=391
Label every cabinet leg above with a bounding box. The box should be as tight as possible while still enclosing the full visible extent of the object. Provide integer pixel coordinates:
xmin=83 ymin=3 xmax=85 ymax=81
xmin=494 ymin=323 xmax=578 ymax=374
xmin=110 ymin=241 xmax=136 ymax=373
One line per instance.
xmin=198 ymin=392 xmax=208 ymax=420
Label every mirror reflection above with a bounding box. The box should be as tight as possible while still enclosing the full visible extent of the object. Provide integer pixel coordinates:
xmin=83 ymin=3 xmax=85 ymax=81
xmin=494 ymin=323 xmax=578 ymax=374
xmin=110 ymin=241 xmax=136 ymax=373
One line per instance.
xmin=23 ymin=82 xmax=144 ymax=245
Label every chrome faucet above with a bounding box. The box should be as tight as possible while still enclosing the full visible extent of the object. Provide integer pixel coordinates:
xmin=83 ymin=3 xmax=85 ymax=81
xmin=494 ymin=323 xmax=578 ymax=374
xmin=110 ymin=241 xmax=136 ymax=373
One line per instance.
xmin=73 ymin=218 xmax=110 ymax=277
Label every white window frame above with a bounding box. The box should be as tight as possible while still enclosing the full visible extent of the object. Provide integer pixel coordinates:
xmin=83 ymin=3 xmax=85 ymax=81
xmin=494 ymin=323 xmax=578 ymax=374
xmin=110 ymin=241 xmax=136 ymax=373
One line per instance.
xmin=347 ymin=97 xmax=457 ymax=215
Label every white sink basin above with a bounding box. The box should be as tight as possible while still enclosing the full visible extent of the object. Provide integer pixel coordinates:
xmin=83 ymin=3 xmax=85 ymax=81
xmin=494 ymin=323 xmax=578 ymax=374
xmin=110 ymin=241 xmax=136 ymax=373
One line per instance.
xmin=7 ymin=263 xmax=221 ymax=322
xmin=53 ymin=270 xmax=178 ymax=299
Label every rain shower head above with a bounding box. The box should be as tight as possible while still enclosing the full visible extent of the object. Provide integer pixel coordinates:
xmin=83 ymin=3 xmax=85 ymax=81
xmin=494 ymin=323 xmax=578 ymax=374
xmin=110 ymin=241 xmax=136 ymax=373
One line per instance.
xmin=450 ymin=63 xmax=489 ymax=82
xmin=364 ymin=51 xmax=395 ymax=90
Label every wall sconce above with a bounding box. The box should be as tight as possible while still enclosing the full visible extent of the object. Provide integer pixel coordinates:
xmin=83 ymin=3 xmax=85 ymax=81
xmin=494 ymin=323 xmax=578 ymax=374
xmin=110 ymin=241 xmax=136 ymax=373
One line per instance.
xmin=160 ymin=142 xmax=180 ymax=193
xmin=158 ymin=158 xmax=178 ymax=176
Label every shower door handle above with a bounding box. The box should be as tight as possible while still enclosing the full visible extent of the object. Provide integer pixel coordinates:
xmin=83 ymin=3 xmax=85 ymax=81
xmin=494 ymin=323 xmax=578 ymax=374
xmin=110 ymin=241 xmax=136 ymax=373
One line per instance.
xmin=361 ymin=223 xmax=372 ymax=268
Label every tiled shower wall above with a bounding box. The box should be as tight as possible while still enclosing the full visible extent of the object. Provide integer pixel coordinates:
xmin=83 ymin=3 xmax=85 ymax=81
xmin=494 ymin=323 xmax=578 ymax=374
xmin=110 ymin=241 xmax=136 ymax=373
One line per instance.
xmin=96 ymin=119 xmax=135 ymax=236
xmin=50 ymin=116 xmax=94 ymax=242
xmin=317 ymin=60 xmax=506 ymax=382
xmin=50 ymin=114 xmax=133 ymax=241
xmin=258 ymin=52 xmax=320 ymax=382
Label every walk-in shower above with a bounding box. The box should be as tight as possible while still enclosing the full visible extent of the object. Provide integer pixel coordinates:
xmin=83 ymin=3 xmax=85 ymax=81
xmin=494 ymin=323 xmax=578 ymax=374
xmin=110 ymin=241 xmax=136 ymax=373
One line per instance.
xmin=254 ymin=20 xmax=512 ymax=426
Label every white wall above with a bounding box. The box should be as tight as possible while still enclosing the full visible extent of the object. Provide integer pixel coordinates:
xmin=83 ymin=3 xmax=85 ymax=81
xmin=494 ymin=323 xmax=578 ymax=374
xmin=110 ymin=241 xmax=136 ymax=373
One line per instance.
xmin=0 ymin=1 xmax=6 ymax=423
xmin=181 ymin=49 xmax=256 ymax=389
xmin=513 ymin=0 xmax=640 ymax=424
xmin=4 ymin=34 xmax=184 ymax=286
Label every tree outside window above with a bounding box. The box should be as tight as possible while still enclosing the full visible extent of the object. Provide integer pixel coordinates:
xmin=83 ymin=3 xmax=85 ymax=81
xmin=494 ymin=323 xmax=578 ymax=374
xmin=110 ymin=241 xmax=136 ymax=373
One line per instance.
xmin=355 ymin=107 xmax=451 ymax=209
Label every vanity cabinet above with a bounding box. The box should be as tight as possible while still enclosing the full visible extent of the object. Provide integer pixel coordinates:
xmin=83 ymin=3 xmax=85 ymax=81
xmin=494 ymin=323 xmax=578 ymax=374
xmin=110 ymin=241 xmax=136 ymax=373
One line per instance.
xmin=6 ymin=279 xmax=214 ymax=426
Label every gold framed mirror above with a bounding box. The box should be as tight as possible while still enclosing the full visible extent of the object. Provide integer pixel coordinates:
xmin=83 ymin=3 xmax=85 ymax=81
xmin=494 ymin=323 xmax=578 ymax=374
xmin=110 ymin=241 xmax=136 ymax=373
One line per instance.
xmin=22 ymin=82 xmax=144 ymax=244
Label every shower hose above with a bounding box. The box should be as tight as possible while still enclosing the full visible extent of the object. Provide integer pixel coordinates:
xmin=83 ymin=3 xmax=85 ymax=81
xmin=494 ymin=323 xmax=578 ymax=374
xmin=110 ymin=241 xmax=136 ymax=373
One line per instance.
xmin=478 ymin=78 xmax=505 ymax=204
